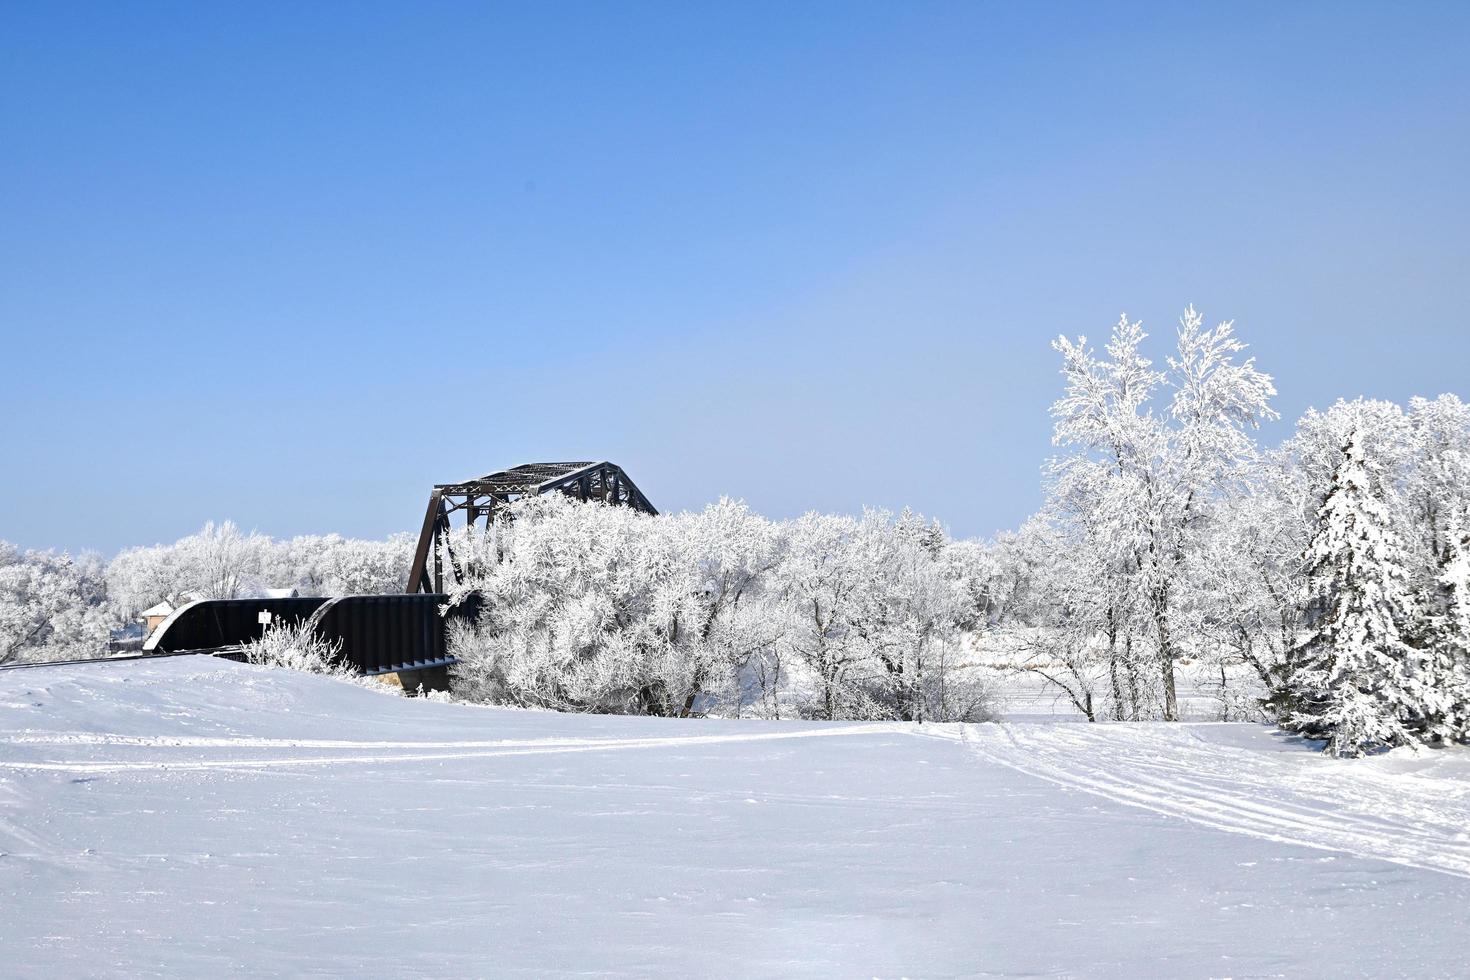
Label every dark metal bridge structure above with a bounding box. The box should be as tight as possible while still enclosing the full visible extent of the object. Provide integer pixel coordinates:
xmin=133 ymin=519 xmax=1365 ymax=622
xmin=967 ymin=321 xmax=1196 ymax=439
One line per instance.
xmin=136 ymin=592 xmax=484 ymax=679
xmin=406 ymin=461 xmax=657 ymax=594
xmin=2 ymin=462 xmax=651 ymax=686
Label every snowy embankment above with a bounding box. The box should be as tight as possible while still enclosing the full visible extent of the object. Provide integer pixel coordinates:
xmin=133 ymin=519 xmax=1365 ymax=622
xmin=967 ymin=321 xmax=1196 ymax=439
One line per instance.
xmin=3 ymin=659 xmax=1469 ymax=977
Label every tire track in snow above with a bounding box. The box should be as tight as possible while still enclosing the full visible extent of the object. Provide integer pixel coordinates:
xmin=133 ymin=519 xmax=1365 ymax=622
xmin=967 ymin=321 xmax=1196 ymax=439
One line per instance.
xmin=1 ymin=730 xmax=871 ymax=750
xmin=957 ymin=723 xmax=1470 ymax=879
xmin=0 ymin=725 xmax=895 ymax=775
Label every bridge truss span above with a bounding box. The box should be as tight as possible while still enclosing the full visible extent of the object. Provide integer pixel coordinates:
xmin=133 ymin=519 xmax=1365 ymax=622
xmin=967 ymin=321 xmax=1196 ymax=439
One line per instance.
xmin=406 ymin=461 xmax=656 ymax=593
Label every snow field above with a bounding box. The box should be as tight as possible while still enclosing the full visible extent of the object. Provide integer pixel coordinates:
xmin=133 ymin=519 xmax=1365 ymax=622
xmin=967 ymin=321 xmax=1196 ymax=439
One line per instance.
xmin=3 ymin=657 xmax=1469 ymax=977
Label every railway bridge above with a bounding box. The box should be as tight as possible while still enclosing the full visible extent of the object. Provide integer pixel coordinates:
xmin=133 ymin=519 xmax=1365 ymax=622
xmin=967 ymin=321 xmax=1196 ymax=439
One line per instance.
xmin=5 ymin=461 xmax=654 ymax=688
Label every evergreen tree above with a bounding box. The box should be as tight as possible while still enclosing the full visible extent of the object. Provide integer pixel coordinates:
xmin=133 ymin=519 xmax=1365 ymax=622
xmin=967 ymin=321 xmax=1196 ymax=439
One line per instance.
xmin=1280 ymin=433 xmax=1427 ymax=757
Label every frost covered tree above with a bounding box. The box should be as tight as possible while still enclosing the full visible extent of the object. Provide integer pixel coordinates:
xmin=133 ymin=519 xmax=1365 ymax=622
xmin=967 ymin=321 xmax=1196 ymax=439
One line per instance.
xmin=1406 ymin=395 xmax=1470 ymax=567
xmin=845 ymin=510 xmax=969 ymax=722
xmin=1278 ymin=433 xmax=1431 ymax=756
xmin=0 ymin=544 xmax=110 ymax=664
xmin=1187 ymin=464 xmax=1306 ymax=720
xmin=444 ymin=495 xmax=985 ymax=721
xmin=664 ymin=499 xmax=789 ymax=717
xmin=448 ymin=495 xmax=760 ymax=716
xmin=759 ymin=508 xmax=986 ymax=722
xmin=177 ymin=521 xmax=268 ymax=601
xmin=272 ymin=532 xmax=417 ymax=596
xmin=107 ymin=524 xmax=416 ymax=619
xmin=447 ymin=495 xmax=673 ymax=713
xmin=1010 ymin=381 xmax=1470 ymax=732
xmin=771 ymin=512 xmax=868 ymax=719
xmin=1421 ymin=517 xmax=1470 ymax=743
xmin=1005 ymin=518 xmax=1115 ymax=722
xmin=107 ymin=521 xmax=270 ymax=616
xmin=1049 ymin=307 xmax=1277 ymax=719
xmin=770 ymin=510 xmax=952 ymax=720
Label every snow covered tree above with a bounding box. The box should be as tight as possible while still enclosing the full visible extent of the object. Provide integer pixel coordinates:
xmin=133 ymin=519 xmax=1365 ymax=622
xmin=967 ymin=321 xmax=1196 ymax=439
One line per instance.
xmin=106 ymin=521 xmax=270 ymax=615
xmin=1278 ymin=433 xmax=1431 ymax=756
xmin=664 ymin=499 xmax=788 ymax=717
xmin=1187 ymin=463 xmax=1306 ymax=720
xmin=108 ymin=524 xmax=416 ymax=618
xmin=446 ymin=495 xmax=766 ymax=716
xmin=445 ymin=496 xmax=981 ymax=721
xmin=105 ymin=540 xmax=190 ymax=621
xmin=846 ymin=510 xmax=969 ymax=722
xmin=772 ymin=512 xmax=869 ymax=719
xmin=317 ymin=533 xmax=417 ymax=596
xmin=1420 ymin=517 xmax=1470 ymax=743
xmin=447 ymin=495 xmax=676 ymax=713
xmin=1049 ymin=307 xmax=1277 ymax=719
xmin=1282 ymin=400 xmax=1416 ymax=562
xmin=0 ymin=543 xmax=110 ymax=664
xmin=254 ymin=532 xmax=415 ymax=598
xmin=1406 ymin=395 xmax=1470 ymax=568
xmin=1005 ymin=517 xmax=1115 ymax=722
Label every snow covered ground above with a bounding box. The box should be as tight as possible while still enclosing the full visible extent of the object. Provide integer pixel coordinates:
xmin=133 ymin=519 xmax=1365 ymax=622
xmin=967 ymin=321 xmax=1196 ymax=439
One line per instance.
xmin=4 ymin=658 xmax=1470 ymax=977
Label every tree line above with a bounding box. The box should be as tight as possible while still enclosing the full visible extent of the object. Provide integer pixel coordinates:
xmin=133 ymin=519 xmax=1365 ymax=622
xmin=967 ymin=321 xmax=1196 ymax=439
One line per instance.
xmin=441 ymin=307 xmax=1470 ymax=753
xmin=5 ymin=306 xmax=1469 ymax=755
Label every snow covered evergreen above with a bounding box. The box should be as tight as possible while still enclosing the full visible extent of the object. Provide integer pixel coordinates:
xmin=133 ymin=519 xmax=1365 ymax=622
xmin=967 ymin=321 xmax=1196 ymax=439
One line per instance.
xmin=1277 ymin=433 xmax=1429 ymax=756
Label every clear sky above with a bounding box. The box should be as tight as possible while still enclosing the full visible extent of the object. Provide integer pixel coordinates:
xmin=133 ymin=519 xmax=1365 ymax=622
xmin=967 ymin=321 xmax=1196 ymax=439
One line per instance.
xmin=3 ymin=2 xmax=1469 ymax=555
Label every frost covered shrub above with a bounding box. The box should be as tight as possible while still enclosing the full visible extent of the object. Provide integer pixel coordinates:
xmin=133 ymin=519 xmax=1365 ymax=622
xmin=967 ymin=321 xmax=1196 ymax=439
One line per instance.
xmin=244 ymin=620 xmax=353 ymax=679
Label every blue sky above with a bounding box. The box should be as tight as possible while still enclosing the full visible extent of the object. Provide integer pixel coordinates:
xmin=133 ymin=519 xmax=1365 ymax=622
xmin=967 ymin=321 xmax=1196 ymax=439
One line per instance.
xmin=3 ymin=2 xmax=1469 ymax=554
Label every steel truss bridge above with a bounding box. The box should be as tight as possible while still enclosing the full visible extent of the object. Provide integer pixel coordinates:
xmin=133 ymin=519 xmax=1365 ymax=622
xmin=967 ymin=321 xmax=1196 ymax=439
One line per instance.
xmin=406 ymin=461 xmax=657 ymax=594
